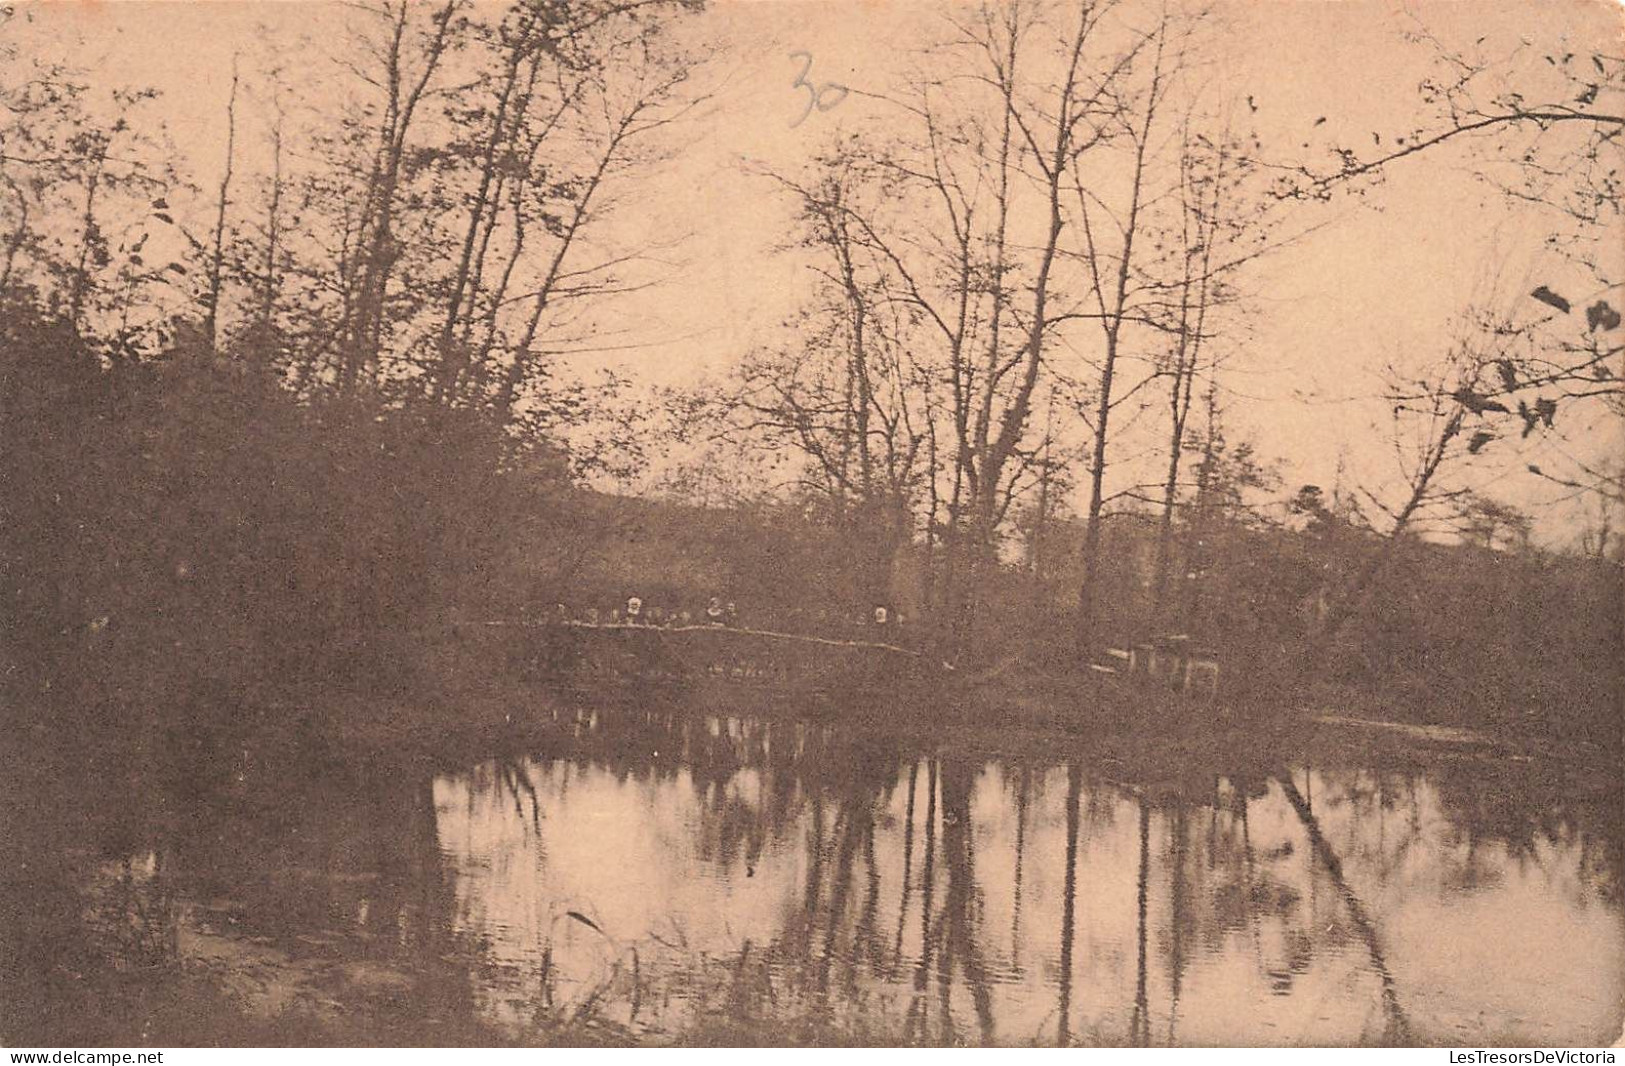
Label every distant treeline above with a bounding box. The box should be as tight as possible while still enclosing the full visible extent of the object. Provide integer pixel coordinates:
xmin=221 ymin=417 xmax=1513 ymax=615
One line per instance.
xmin=576 ymin=491 xmax=1621 ymax=746
xmin=0 ymin=298 xmax=911 ymax=719
xmin=4 ymin=300 xmax=1619 ymax=751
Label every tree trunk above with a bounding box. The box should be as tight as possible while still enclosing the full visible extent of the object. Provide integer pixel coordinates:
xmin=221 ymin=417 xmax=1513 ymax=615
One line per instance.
xmin=204 ymin=64 xmax=238 ymax=355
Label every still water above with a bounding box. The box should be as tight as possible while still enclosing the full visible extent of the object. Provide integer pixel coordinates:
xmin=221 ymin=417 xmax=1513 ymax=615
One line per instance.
xmin=36 ymin=703 xmax=1625 ymax=1046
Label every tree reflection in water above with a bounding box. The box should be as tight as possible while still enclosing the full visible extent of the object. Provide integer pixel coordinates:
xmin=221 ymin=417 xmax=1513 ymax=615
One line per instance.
xmin=1057 ymin=761 xmax=1084 ymax=1045
xmin=6 ymin=698 xmax=1621 ymax=1047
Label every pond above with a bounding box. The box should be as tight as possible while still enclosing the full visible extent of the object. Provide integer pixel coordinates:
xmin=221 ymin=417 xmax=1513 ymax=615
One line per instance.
xmin=9 ymin=700 xmax=1622 ymax=1046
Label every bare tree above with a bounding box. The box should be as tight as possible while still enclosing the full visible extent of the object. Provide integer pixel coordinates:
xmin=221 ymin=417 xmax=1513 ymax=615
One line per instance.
xmin=333 ymin=0 xmax=462 ymax=397
xmin=1292 ymin=23 xmax=1623 ymax=263
xmin=491 ymin=39 xmax=699 ymax=425
xmin=203 ymin=61 xmax=238 ymax=355
xmin=701 ymin=152 xmax=928 ymax=601
xmin=1065 ymin=10 xmax=1178 ymax=651
xmin=1282 ymin=20 xmax=1625 ymax=517
xmin=1306 ymin=310 xmax=1547 ymax=652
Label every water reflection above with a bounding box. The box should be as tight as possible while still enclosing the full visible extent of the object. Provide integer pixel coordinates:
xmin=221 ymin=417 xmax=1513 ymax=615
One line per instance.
xmin=14 ymin=701 xmax=1623 ymax=1046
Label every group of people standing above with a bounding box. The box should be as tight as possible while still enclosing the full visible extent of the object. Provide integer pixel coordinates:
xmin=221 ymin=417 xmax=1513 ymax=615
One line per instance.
xmin=549 ymin=597 xmax=907 ymax=635
xmin=554 ymin=596 xmax=739 ymax=629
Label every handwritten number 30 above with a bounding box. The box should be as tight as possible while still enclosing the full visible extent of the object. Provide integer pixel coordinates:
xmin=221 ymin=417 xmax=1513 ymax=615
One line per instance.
xmin=789 ymin=51 xmax=848 ymax=128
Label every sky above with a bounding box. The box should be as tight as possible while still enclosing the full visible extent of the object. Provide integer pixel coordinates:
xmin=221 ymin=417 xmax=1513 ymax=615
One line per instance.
xmin=9 ymin=0 xmax=1623 ymax=544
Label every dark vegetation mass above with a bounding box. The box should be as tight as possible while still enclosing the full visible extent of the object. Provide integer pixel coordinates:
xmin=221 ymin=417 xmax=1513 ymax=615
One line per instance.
xmin=2 ymin=1 xmax=1620 ymax=758
xmin=4 ymin=293 xmax=1618 ymax=758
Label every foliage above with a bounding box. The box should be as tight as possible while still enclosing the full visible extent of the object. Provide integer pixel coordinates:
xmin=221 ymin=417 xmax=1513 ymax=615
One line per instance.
xmin=0 ymin=300 xmax=562 ymax=716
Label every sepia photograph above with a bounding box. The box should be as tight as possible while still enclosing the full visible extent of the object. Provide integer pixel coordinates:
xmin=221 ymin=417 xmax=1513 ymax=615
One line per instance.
xmin=1 ymin=0 xmax=1621 ymax=1050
